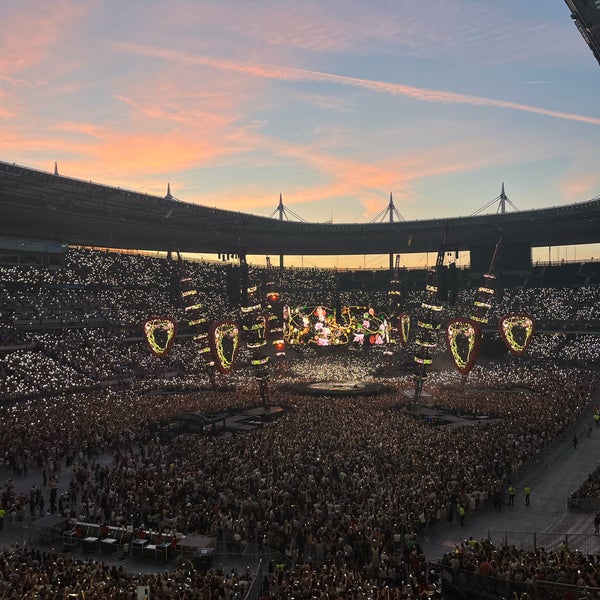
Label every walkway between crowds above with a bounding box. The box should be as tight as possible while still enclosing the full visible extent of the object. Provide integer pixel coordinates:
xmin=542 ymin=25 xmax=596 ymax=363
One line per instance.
xmin=420 ymin=388 xmax=600 ymax=560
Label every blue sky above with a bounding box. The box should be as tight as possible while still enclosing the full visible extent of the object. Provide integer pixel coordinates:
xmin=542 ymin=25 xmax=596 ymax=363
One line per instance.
xmin=1 ymin=1 xmax=599 ymax=267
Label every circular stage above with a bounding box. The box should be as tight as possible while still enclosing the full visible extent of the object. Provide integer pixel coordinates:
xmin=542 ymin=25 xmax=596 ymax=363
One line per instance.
xmin=290 ymin=380 xmax=386 ymax=397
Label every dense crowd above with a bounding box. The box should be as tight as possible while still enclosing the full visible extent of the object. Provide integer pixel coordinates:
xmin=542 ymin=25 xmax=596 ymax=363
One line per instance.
xmin=570 ymin=465 xmax=600 ymax=505
xmin=439 ymin=536 xmax=600 ymax=590
xmin=0 ymin=248 xmax=598 ymax=598
xmin=0 ymin=544 xmax=252 ymax=599
xmin=0 ymin=360 xmax=595 ymax=598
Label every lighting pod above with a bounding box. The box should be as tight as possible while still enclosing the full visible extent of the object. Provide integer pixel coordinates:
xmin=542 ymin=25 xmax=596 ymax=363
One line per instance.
xmin=208 ymin=320 xmax=241 ymax=374
xmin=143 ymin=316 xmax=177 ymax=357
xmin=445 ymin=318 xmax=482 ymax=375
xmin=398 ymin=313 xmax=411 ymax=347
xmin=498 ymin=314 xmax=534 ymax=356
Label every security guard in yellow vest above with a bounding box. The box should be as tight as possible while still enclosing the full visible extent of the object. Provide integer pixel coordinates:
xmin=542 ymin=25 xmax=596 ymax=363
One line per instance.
xmin=508 ymin=485 xmax=515 ymax=506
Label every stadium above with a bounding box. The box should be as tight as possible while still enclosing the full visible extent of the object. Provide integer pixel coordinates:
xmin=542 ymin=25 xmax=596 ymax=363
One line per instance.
xmin=1 ymin=3 xmax=600 ymax=599
xmin=1 ymin=153 xmax=600 ymax=599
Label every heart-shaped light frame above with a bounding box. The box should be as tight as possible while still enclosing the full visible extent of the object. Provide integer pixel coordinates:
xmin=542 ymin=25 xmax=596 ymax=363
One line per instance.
xmin=143 ymin=316 xmax=177 ymax=357
xmin=445 ymin=317 xmax=481 ymax=375
xmin=398 ymin=313 xmax=411 ymax=347
xmin=498 ymin=314 xmax=534 ymax=356
xmin=209 ymin=320 xmax=241 ymax=374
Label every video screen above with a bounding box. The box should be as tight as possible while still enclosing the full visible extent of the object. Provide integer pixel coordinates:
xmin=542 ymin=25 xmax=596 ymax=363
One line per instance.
xmin=284 ymin=305 xmax=391 ymax=347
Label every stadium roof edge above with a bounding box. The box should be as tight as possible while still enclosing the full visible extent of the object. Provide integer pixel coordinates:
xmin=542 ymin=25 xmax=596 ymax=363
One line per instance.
xmin=1 ymin=160 xmax=599 ymax=256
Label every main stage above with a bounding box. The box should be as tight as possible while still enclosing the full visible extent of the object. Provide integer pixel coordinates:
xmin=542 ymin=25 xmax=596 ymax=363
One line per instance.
xmin=290 ymin=380 xmax=387 ymax=397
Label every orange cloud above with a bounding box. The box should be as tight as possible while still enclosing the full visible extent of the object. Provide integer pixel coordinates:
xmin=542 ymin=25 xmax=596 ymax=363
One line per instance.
xmin=0 ymin=121 xmax=254 ymax=197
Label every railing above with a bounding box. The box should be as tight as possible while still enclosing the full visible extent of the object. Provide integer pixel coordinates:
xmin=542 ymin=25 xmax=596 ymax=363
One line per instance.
xmin=214 ymin=540 xmax=293 ymax=570
xmin=486 ymin=530 xmax=600 ymax=556
xmin=431 ymin=562 xmax=600 ymax=599
xmin=242 ymin=559 xmax=263 ymax=600
xmin=569 ymin=497 xmax=600 ymax=512
xmin=17 ymin=521 xmax=283 ymax=600
xmin=214 ymin=540 xmax=292 ymax=600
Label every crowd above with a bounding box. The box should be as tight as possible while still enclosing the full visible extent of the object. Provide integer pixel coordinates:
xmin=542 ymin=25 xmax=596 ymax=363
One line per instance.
xmin=2 ymin=248 xmax=600 ymax=402
xmin=0 ymin=248 xmax=598 ymax=598
xmin=0 ymin=544 xmax=252 ymax=599
xmin=570 ymin=465 xmax=600 ymax=506
xmin=439 ymin=536 xmax=600 ymax=591
xmin=0 ymin=360 xmax=594 ymax=597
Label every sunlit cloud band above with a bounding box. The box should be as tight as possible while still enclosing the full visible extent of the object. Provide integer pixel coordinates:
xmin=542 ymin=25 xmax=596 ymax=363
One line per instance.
xmin=117 ymin=42 xmax=600 ymax=127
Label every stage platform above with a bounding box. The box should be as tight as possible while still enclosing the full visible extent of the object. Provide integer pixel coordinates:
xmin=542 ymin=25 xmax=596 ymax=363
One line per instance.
xmin=290 ymin=380 xmax=387 ymax=397
xmin=224 ymin=405 xmax=285 ymax=433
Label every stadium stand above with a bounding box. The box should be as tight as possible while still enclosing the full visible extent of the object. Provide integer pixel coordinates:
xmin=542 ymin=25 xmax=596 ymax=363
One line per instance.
xmin=0 ymin=245 xmax=599 ymax=598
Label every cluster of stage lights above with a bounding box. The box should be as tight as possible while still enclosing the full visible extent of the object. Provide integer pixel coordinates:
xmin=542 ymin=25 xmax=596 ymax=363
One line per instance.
xmin=471 ymin=273 xmax=497 ymax=324
xmin=241 ymin=284 xmax=270 ymax=381
xmin=180 ymin=272 xmax=217 ymax=388
xmin=385 ymin=258 xmax=402 ymax=356
xmin=413 ymin=269 xmax=443 ymax=380
xmin=266 ymin=288 xmax=286 ymax=360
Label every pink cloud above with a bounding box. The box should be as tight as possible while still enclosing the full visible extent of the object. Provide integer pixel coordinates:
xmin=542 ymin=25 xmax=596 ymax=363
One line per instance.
xmin=559 ymin=173 xmax=600 ymax=204
xmin=0 ymin=1 xmax=90 ymax=77
xmin=116 ymin=43 xmax=600 ymax=127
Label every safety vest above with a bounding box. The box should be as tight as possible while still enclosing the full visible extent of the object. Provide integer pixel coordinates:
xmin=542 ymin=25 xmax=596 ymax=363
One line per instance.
xmin=524 ymin=486 xmax=531 ymax=495
xmin=508 ymin=486 xmax=515 ymax=495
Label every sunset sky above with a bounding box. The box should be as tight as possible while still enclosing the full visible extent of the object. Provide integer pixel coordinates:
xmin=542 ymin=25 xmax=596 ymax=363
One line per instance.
xmin=1 ymin=1 xmax=599 ymax=268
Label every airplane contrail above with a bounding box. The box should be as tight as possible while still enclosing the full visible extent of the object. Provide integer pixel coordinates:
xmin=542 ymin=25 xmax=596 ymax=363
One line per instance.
xmin=117 ymin=42 xmax=600 ymax=126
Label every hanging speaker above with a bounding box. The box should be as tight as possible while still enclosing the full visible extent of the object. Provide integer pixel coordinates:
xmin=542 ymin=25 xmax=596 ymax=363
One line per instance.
xmin=436 ymin=265 xmax=448 ymax=301
xmin=448 ymin=262 xmax=458 ymax=306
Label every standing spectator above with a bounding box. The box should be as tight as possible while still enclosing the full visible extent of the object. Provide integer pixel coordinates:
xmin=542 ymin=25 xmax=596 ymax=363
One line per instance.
xmin=594 ymin=513 xmax=600 ymax=535
xmin=573 ymin=434 xmax=578 ymax=449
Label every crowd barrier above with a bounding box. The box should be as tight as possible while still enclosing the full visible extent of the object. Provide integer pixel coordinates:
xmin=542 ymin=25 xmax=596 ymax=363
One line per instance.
xmin=432 ymin=562 xmax=600 ymax=599
xmin=486 ymin=530 xmax=600 ymax=557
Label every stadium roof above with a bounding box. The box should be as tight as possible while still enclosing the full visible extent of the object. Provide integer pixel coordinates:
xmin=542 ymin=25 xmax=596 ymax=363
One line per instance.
xmin=1 ymin=161 xmax=599 ymax=256
xmin=564 ymin=0 xmax=600 ymax=66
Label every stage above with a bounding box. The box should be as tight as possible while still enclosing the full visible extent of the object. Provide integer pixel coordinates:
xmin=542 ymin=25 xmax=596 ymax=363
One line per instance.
xmin=290 ymin=380 xmax=387 ymax=397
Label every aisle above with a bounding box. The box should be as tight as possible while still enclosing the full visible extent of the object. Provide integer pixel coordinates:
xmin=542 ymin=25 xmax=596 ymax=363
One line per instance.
xmin=420 ymin=397 xmax=600 ymax=560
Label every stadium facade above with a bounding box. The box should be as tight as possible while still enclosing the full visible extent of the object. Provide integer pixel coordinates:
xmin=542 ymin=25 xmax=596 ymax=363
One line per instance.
xmin=1 ymin=161 xmax=600 ymax=272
